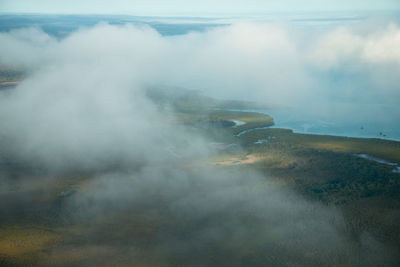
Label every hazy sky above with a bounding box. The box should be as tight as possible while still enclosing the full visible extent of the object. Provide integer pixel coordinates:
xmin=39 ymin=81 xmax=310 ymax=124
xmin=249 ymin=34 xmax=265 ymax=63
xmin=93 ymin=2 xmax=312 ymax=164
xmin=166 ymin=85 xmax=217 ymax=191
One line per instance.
xmin=1 ymin=0 xmax=399 ymax=15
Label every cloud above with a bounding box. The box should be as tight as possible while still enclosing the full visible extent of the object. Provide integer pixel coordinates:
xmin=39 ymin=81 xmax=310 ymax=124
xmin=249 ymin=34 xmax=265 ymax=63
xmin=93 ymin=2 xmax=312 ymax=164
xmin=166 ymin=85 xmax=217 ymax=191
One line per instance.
xmin=0 ymin=24 xmax=210 ymax=170
xmin=311 ymin=23 xmax=400 ymax=66
xmin=0 ymin=20 xmax=399 ymax=265
xmin=0 ymin=27 xmax=56 ymax=67
xmin=362 ymin=24 xmax=400 ymax=64
xmin=161 ymin=23 xmax=312 ymax=104
xmin=0 ymin=20 xmax=399 ymax=166
xmin=305 ymin=23 xmax=400 ymax=123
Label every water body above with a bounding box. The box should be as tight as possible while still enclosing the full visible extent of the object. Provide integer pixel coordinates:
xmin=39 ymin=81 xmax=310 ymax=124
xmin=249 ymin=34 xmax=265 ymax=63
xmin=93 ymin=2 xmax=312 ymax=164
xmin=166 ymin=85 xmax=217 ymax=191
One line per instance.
xmin=354 ymin=154 xmax=400 ymax=173
xmin=2 ymin=11 xmax=399 ymax=38
xmin=235 ymin=126 xmax=270 ymax=137
xmin=266 ymin=109 xmax=400 ymax=142
xmin=0 ymin=14 xmax=226 ymax=38
xmin=223 ymin=108 xmax=400 ymax=141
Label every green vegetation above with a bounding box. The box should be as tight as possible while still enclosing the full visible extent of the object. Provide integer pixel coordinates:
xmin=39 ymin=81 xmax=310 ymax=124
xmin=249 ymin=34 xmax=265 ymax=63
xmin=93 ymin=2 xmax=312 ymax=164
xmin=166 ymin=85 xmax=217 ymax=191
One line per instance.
xmin=239 ymin=128 xmax=400 ymax=200
xmin=0 ymin=66 xmax=24 ymax=83
xmin=1 ymin=88 xmax=400 ymax=265
xmin=146 ymin=86 xmax=272 ymax=111
xmin=0 ymin=65 xmax=25 ymax=90
xmin=222 ymin=123 xmax=400 ymax=251
xmin=175 ymin=110 xmax=273 ymax=131
xmin=170 ymin=105 xmax=400 ymax=256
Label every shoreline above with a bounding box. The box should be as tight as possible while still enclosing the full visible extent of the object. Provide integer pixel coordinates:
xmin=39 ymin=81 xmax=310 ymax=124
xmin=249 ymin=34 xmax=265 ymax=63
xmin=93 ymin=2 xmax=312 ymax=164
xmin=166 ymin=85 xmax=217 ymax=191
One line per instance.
xmin=217 ymin=108 xmax=400 ymax=143
xmin=271 ymin=126 xmax=400 ymax=143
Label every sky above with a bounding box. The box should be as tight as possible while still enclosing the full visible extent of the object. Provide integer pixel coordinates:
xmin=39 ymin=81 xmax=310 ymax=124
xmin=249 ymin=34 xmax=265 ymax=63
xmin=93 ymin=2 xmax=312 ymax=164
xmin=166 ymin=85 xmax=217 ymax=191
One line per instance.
xmin=0 ymin=0 xmax=399 ymax=15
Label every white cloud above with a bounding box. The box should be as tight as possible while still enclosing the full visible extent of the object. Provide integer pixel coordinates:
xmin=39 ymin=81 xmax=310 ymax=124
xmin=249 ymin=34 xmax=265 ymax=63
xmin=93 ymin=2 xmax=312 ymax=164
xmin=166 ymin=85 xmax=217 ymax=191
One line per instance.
xmin=311 ymin=23 xmax=400 ymax=66
xmin=362 ymin=24 xmax=400 ymax=64
xmin=0 ymin=20 xmax=399 ymax=157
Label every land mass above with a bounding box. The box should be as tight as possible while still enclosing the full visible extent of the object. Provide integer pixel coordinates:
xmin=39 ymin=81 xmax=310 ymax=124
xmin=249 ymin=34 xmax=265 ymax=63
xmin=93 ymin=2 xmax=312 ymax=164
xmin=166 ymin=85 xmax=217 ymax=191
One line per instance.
xmin=1 ymin=84 xmax=399 ymax=266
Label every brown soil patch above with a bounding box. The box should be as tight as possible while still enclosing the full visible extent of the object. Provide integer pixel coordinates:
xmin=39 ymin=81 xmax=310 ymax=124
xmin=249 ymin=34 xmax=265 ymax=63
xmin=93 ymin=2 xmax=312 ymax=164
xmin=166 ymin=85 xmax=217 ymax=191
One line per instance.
xmin=214 ymin=154 xmax=262 ymax=166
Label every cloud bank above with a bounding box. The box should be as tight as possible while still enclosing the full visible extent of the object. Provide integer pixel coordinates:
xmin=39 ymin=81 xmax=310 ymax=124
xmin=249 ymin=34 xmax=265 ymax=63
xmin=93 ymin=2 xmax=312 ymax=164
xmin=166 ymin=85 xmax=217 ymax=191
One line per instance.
xmin=1 ymin=21 xmax=399 ymax=121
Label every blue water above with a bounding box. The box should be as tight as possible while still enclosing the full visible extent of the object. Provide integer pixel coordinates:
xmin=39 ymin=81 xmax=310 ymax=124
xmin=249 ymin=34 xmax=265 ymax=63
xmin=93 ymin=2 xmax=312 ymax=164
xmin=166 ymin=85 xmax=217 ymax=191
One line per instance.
xmin=2 ymin=11 xmax=399 ymax=38
xmin=222 ymin=108 xmax=400 ymax=142
xmin=266 ymin=109 xmax=400 ymax=141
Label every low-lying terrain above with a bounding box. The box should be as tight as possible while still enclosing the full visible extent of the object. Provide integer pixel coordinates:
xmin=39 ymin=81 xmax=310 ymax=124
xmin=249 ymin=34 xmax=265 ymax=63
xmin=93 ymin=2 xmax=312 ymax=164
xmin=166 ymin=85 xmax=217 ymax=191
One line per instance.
xmin=1 ymin=86 xmax=399 ymax=266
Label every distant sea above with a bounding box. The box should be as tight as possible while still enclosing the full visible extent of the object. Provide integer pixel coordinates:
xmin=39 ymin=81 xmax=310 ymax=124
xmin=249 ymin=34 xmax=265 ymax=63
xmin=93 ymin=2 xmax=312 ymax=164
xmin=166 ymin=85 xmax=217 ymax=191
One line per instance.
xmin=220 ymin=107 xmax=400 ymax=142
xmin=263 ymin=109 xmax=400 ymax=142
xmin=1 ymin=11 xmax=399 ymax=38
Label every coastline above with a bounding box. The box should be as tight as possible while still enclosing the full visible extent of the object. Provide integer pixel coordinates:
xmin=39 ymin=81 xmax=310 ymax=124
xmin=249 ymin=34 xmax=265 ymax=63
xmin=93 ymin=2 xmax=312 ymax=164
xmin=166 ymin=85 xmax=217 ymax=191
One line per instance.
xmin=217 ymin=108 xmax=400 ymax=142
